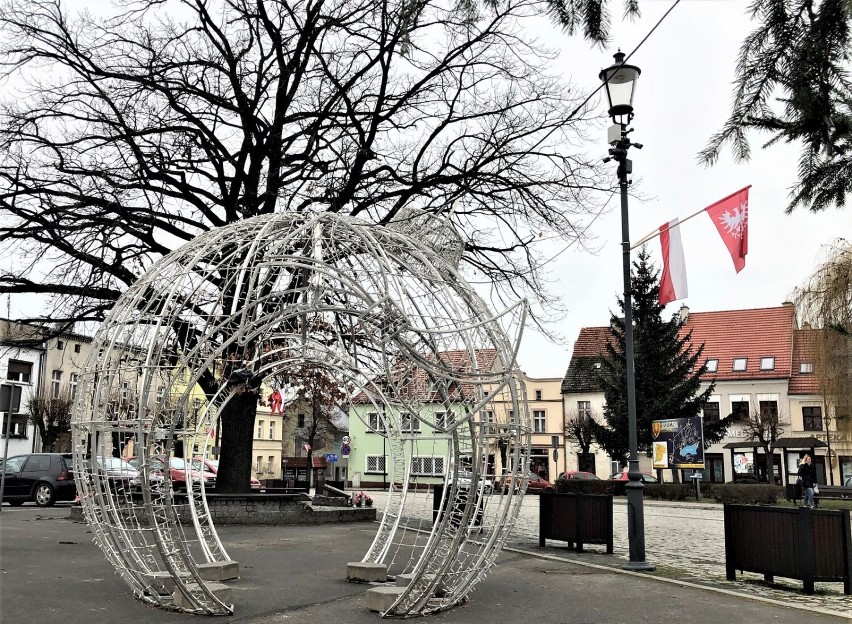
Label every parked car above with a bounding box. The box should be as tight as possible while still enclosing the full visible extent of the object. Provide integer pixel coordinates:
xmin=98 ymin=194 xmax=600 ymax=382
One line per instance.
xmin=88 ymin=457 xmax=141 ymax=491
xmin=499 ymin=473 xmax=554 ymax=494
xmin=191 ymin=457 xmax=262 ymax=491
xmin=128 ymin=455 xmax=216 ymax=491
xmin=608 ymin=470 xmax=658 ymax=484
xmin=446 ymin=470 xmax=493 ymax=495
xmin=557 ymin=471 xmax=600 ymax=481
xmin=1 ymin=453 xmax=76 ymax=507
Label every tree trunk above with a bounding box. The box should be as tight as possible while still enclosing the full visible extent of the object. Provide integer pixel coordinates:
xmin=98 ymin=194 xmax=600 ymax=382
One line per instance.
xmin=216 ymin=391 xmax=258 ymax=493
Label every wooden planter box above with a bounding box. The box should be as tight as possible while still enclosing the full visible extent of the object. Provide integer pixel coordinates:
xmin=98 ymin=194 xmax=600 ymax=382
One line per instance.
xmin=539 ymin=492 xmax=613 ymax=553
xmin=724 ymin=503 xmax=852 ymax=594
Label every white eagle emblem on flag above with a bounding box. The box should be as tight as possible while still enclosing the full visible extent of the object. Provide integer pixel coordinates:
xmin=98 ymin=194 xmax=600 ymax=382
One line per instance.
xmin=717 ymin=200 xmax=748 ymax=239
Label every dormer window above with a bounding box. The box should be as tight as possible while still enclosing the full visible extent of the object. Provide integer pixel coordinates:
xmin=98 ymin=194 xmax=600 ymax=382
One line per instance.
xmin=706 ymin=359 xmax=718 ymax=373
xmin=760 ymin=357 xmax=775 ymax=371
xmin=800 ymin=362 xmax=814 ymax=374
xmin=733 ymin=358 xmax=747 ymax=371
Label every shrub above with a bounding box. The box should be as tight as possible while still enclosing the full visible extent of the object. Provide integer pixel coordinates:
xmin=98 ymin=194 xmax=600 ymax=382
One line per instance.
xmin=644 ymin=483 xmax=692 ymax=501
xmin=710 ymin=484 xmax=783 ymax=505
xmin=554 ymin=479 xmax=619 ymax=496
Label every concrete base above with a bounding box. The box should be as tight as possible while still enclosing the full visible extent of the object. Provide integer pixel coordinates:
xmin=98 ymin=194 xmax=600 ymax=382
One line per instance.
xmin=197 ymin=560 xmax=239 ymax=581
xmin=347 ymin=561 xmax=388 ymax=583
xmin=395 ymin=572 xmax=446 ymax=596
xmin=173 ymin=581 xmax=233 ymax=610
xmin=146 ymin=571 xmax=176 ymax=596
xmin=366 ymin=586 xmax=406 ymax=612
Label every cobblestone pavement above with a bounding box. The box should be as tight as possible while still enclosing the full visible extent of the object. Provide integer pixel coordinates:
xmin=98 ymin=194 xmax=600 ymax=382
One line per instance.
xmin=366 ymin=491 xmax=852 ymax=618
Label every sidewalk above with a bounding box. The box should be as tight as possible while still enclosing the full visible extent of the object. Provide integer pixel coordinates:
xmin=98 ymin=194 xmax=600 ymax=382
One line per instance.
xmin=0 ymin=504 xmax=848 ymax=624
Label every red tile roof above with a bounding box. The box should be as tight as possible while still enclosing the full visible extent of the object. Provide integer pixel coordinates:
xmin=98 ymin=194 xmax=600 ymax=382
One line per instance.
xmin=679 ymin=305 xmax=795 ymax=381
xmin=789 ymin=328 xmax=821 ymax=395
xmin=570 ymin=327 xmax=611 ymax=357
xmin=352 ymin=348 xmax=499 ymax=403
xmin=563 ymin=305 xmax=801 ymax=391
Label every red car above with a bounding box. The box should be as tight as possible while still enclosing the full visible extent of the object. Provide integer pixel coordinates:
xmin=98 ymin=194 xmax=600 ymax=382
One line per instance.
xmin=499 ymin=473 xmax=554 ymax=494
xmin=192 ymin=457 xmax=262 ymax=491
xmin=608 ymin=470 xmax=658 ymax=484
xmin=128 ymin=455 xmax=216 ymax=491
xmin=557 ymin=471 xmax=600 ymax=481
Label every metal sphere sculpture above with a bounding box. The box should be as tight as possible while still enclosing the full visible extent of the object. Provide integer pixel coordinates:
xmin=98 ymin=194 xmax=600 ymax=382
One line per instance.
xmin=71 ymin=209 xmax=531 ymax=616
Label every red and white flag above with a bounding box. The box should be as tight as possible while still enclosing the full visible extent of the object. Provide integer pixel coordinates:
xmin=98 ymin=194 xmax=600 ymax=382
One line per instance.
xmin=658 ymin=218 xmax=688 ymax=305
xmin=705 ymin=186 xmax=750 ymax=273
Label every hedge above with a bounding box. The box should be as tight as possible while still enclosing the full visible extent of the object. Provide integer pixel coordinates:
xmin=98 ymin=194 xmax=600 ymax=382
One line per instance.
xmin=709 ymin=484 xmax=783 ymax=505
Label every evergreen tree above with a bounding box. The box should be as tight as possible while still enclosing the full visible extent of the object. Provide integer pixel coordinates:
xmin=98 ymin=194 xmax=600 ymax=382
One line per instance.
xmin=590 ymin=249 xmax=731 ymax=464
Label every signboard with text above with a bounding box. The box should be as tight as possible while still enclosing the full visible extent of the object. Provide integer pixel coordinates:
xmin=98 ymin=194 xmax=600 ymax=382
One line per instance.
xmin=651 ymin=416 xmax=705 ymax=469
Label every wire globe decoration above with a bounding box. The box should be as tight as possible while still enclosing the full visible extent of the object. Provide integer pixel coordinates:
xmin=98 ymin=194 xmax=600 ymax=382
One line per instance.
xmin=71 ymin=208 xmax=531 ymax=616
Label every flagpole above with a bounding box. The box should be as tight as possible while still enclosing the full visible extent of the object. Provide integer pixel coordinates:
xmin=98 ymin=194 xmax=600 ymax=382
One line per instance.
xmin=630 ymin=185 xmax=752 ymax=250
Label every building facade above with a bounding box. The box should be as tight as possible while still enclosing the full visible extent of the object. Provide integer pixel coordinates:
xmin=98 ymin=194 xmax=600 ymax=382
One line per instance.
xmin=562 ymin=303 xmax=847 ymax=486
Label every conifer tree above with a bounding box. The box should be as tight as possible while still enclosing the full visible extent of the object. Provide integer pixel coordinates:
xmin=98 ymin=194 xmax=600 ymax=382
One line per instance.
xmin=590 ymin=249 xmax=732 ymax=464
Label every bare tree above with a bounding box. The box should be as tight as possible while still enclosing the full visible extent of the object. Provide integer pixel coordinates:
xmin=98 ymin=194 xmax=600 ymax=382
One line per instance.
xmin=26 ymin=388 xmax=72 ymax=452
xmin=564 ymin=405 xmax=595 ymax=472
xmin=794 ymin=239 xmax=852 ymax=436
xmin=740 ymin=403 xmax=787 ymax=484
xmin=278 ymin=363 xmax=347 ymax=492
xmin=0 ymin=0 xmax=610 ymax=491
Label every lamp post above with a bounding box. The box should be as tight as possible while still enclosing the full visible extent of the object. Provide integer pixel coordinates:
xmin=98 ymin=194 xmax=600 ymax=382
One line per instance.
xmin=599 ymin=51 xmax=654 ymax=571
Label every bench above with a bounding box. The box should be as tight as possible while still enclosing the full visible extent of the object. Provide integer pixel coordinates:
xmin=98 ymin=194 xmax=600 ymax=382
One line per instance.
xmin=816 ymin=485 xmax=852 ymax=501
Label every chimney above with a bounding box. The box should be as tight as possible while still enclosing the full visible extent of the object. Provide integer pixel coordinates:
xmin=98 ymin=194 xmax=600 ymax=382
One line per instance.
xmin=678 ymin=305 xmax=689 ymax=323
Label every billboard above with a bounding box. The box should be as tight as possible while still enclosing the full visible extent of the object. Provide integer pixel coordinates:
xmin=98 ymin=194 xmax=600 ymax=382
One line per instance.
xmin=651 ymin=416 xmax=705 ymax=469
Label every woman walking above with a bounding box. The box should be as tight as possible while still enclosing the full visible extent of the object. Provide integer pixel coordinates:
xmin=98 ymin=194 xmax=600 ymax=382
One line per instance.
xmin=798 ymin=454 xmax=817 ymax=509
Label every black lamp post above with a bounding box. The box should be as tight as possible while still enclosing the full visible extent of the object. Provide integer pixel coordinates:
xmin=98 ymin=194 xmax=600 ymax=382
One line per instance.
xmin=599 ymin=50 xmax=654 ymax=571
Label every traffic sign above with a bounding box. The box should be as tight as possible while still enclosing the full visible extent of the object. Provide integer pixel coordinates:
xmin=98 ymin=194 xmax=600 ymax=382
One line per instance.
xmin=325 ymin=453 xmax=338 ymax=463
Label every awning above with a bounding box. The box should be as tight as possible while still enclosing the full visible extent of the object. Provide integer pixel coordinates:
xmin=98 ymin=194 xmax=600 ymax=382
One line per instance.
xmin=721 ymin=436 xmax=827 ymax=450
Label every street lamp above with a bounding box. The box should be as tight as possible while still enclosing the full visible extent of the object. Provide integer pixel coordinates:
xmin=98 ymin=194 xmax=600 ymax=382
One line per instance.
xmin=599 ymin=50 xmax=654 ymax=572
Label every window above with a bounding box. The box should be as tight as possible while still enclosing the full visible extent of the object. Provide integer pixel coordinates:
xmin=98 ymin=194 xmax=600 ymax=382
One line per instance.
xmin=269 ymin=421 xmax=275 ymax=440
xmin=256 ymin=456 xmax=263 ymax=473
xmin=257 ymin=420 xmax=264 ymax=438
xmin=759 ymin=400 xmax=778 ymax=423
xmin=705 ymin=359 xmax=718 ymax=373
xmin=366 ymin=455 xmax=386 ymax=474
xmin=534 ymin=390 xmax=542 ymax=401
xmin=577 ymin=401 xmax=592 ymax=419
xmin=121 ymin=381 xmax=129 ymax=402
xmin=74 ymin=343 xmax=81 ymax=353
xmin=411 ymin=456 xmax=445 ymax=476
xmin=6 ymin=360 xmax=32 ymax=384
xmin=268 ymin=456 xmax=274 ymax=473
xmin=297 ymin=413 xmax=305 ymax=428
xmin=367 ymin=412 xmax=386 ymax=433
xmin=803 ymin=406 xmax=823 ymax=431
xmin=55 ymin=340 xmax=64 ymax=350
xmin=401 ymin=412 xmax=421 ymax=433
xmin=533 ymin=410 xmax=546 ymax=433
xmin=731 ymin=397 xmax=750 ymax=422
xmin=800 ymin=362 xmax=814 ymax=374
xmin=733 ymin=358 xmax=747 ymax=371
xmin=435 ymin=411 xmax=455 ymax=430
xmin=703 ymin=401 xmax=720 ymax=422
xmin=51 ymin=370 xmax=62 ymax=398
xmin=156 ymin=386 xmax=165 ymax=402
xmin=1 ymin=384 xmax=25 ymax=438
xmin=25 ymin=455 xmax=51 ymax=471
xmin=69 ymin=373 xmax=78 ymax=400
xmin=760 ymin=357 xmax=775 ymax=371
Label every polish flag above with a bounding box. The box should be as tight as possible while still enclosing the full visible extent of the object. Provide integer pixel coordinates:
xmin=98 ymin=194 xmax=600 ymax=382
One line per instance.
xmin=705 ymin=186 xmax=750 ymax=273
xmin=303 ymin=443 xmax=312 ymax=452
xmin=658 ymin=218 xmax=688 ymax=305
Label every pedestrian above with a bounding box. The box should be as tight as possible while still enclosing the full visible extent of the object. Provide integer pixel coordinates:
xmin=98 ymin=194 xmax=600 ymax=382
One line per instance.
xmin=798 ymin=454 xmax=817 ymax=509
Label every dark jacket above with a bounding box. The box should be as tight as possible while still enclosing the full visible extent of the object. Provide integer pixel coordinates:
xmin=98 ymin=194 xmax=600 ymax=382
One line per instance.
xmin=798 ymin=462 xmax=816 ymax=489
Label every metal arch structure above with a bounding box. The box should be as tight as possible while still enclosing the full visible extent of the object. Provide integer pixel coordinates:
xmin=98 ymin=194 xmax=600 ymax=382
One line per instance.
xmin=71 ymin=208 xmax=531 ymax=616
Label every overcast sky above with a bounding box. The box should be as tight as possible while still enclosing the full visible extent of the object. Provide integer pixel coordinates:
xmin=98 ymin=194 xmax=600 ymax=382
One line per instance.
xmin=514 ymin=1 xmax=852 ymax=379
